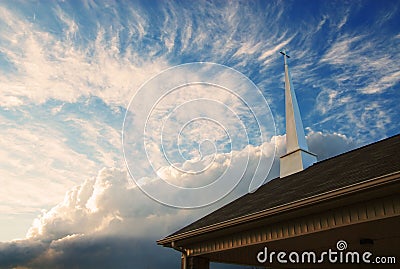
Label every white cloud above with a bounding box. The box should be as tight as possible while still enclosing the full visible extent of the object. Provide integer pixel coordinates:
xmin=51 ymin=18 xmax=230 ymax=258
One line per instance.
xmin=337 ymin=12 xmax=349 ymax=29
xmin=359 ymin=70 xmax=400 ymax=94
xmin=306 ymin=129 xmax=356 ymax=161
xmin=25 ymin=131 xmax=353 ymax=240
xmin=0 ymin=130 xmax=356 ymax=268
xmin=0 ymin=122 xmax=97 ymax=214
xmin=257 ymin=36 xmax=294 ymax=63
xmin=319 ymin=33 xmax=399 ymax=96
xmin=25 ymin=167 xmax=206 ymax=240
xmin=64 ymin=117 xmax=122 ymax=166
xmin=0 ymin=6 xmax=169 ymax=108
xmin=315 ymin=15 xmax=328 ymax=32
xmin=22 ymin=133 xmax=277 ymax=240
xmin=320 ymin=35 xmax=363 ymax=65
xmin=0 ymin=110 xmax=125 ymax=216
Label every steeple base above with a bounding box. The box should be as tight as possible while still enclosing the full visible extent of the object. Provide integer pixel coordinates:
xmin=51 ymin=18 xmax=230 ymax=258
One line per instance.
xmin=280 ymin=149 xmax=317 ymax=178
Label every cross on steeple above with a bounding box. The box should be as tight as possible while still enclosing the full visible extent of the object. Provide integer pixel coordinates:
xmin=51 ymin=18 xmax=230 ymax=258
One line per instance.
xmin=279 ymin=50 xmax=290 ymax=58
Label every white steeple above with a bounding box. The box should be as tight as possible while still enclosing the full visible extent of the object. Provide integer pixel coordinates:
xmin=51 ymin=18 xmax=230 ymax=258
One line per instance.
xmin=279 ymin=50 xmax=317 ymax=178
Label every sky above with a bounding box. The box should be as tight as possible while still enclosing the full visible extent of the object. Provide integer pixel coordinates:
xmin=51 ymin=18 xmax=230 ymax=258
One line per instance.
xmin=0 ymin=0 xmax=399 ymax=268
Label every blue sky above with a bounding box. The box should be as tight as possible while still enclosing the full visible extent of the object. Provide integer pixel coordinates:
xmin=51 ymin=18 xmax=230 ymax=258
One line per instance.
xmin=0 ymin=0 xmax=399 ymax=268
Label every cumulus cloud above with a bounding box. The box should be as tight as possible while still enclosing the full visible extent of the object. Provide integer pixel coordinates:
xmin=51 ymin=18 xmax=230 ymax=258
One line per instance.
xmin=26 ymin=135 xmax=279 ymax=241
xmin=0 ymin=168 xmax=191 ymax=268
xmin=307 ymin=128 xmax=357 ymax=161
xmin=0 ymin=131 xmax=355 ymax=268
xmin=27 ymin=168 xmax=186 ymax=241
xmin=261 ymin=131 xmax=356 ymax=180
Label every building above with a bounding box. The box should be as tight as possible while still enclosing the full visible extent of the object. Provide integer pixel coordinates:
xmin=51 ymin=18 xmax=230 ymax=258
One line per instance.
xmin=157 ymin=53 xmax=400 ymax=268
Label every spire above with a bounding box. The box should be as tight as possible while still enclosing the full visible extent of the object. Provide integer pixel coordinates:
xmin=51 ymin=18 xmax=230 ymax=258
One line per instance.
xmin=279 ymin=50 xmax=317 ymax=178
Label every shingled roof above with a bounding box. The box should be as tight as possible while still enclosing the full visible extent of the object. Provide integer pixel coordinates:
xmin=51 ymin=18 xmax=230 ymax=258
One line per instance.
xmin=167 ymin=134 xmax=400 ymax=237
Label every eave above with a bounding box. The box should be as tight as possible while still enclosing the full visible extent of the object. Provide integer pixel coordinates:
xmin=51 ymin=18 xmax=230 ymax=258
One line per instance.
xmin=157 ymin=170 xmax=400 ymax=247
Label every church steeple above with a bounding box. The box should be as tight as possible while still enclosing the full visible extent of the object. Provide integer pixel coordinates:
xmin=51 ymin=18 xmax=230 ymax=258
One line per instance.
xmin=279 ymin=51 xmax=317 ymax=178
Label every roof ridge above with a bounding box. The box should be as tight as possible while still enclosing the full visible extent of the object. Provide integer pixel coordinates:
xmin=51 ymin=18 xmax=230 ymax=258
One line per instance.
xmin=164 ymin=133 xmax=400 ymax=238
xmin=310 ymin=133 xmax=400 ymax=166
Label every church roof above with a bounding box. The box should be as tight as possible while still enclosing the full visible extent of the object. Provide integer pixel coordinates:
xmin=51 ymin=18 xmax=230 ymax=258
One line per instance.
xmin=161 ymin=134 xmax=400 ymax=242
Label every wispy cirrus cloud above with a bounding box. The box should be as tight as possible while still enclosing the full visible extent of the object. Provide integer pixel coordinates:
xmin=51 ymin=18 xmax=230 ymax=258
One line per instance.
xmin=319 ymin=28 xmax=399 ymax=96
xmin=0 ymin=5 xmax=169 ymax=108
xmin=0 ymin=113 xmax=123 ymax=215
